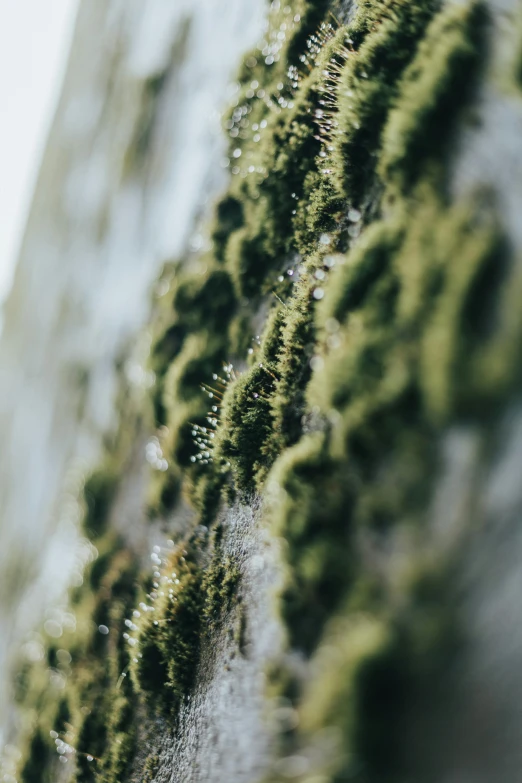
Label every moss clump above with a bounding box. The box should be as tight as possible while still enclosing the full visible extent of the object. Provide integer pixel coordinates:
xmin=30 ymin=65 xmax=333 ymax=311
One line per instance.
xmin=131 ymin=529 xmax=243 ymax=709
xmin=317 ymin=218 xmax=405 ymax=325
xmin=72 ymin=548 xmax=139 ymax=783
xmin=211 ymin=195 xmax=245 ymax=263
xmin=215 ymin=306 xmax=285 ymax=491
xmin=163 ymin=332 xmax=226 ymax=407
xmin=416 ymin=198 xmax=509 ymax=420
xmin=82 ymin=466 xmax=119 ymax=539
xmin=292 ymin=170 xmax=345 ymax=256
xmin=142 ymin=754 xmax=161 ymax=783
xmin=310 ymin=186 xmax=511 ymax=436
xmin=150 ymin=265 xmax=236 ymax=429
xmin=222 ymin=24 xmax=352 ymax=301
xmin=269 ymin=433 xmax=354 ymax=652
xmin=146 ymin=461 xmax=182 ymax=519
xmin=265 ymin=258 xmax=326 ymax=460
xmin=124 ymin=70 xmax=168 ymax=173
xmin=202 ymin=525 xmax=241 ymax=626
xmin=14 ymin=541 xmax=141 ymax=783
xmin=147 ymin=260 xmax=243 ymax=512
xmin=97 ymin=691 xmax=137 ymax=782
xmin=298 ymin=615 xmax=393 ymax=779
xmin=293 ymin=558 xmax=460 ymax=783
xmin=159 ymin=332 xmax=227 ymax=475
xmin=225 ymin=224 xmax=272 ymax=300
xmin=333 ymin=0 xmax=441 ymax=203
xmin=380 ymin=0 xmax=486 ymax=193
xmin=172 ymin=268 xmax=237 ymax=333
xmin=131 ymin=543 xmax=204 ymax=709
xmin=20 ymin=730 xmax=53 ymax=783
xmin=216 ymin=365 xmax=275 ymax=490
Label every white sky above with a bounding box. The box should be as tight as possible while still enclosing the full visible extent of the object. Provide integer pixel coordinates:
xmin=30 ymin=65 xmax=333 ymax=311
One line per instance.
xmin=0 ymin=0 xmax=79 ymax=305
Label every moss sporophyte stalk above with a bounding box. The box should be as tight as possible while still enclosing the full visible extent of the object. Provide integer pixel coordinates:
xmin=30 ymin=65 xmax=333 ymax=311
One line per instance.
xmin=12 ymin=0 xmax=522 ymax=781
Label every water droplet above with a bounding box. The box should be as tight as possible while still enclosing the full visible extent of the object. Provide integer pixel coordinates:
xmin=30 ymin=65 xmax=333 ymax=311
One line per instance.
xmin=44 ymin=620 xmax=63 ymax=639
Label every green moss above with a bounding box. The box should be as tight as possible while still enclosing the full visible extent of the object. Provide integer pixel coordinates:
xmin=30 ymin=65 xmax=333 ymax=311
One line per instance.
xmin=265 ymin=260 xmax=323 ymax=460
xmin=126 ymin=521 xmax=243 ymax=717
xmin=333 ymin=0 xmax=441 ymax=203
xmin=310 ymin=185 xmax=512 ymax=438
xmin=88 ymin=546 xmax=115 ymax=591
xmin=226 ymin=0 xmax=332 ymax=163
xmin=189 ymin=467 xmax=227 ymax=528
xmin=216 ymin=365 xmax=275 ymax=490
xmin=150 ymin=266 xmax=236 ymax=429
xmin=142 ymin=754 xmax=160 ymax=782
xmin=146 ymin=463 xmax=182 ymax=518
xmin=210 ymin=195 xmax=245 ymax=263
xmin=416 ymin=198 xmax=508 ymax=420
xmin=172 ymin=268 xmax=237 ymax=332
xmin=82 ymin=466 xmax=119 ymax=539
xmin=262 ymin=198 xmax=515 ymax=781
xmin=292 ymin=557 xmax=460 ymax=783
xmin=227 ymin=304 xmax=256 ymax=357
xmin=160 ymin=333 xmax=227 ymax=475
xmin=225 ymin=224 xmax=270 ymax=299
xmin=74 ymin=699 xmax=107 ymax=782
xmin=123 ymin=69 xmax=169 ymax=174
xmin=222 ymin=27 xmax=351 ymax=301
xmin=298 ymin=616 xmax=391 ymax=773
xmin=202 ymin=526 xmax=241 ymax=626
xmin=97 ymin=691 xmax=137 ymax=783
xmin=15 ymin=529 xmax=141 ymax=783
xmin=131 ymin=543 xmax=204 ymax=709
xmin=163 ymin=332 xmax=225 ymax=406
xmin=247 ymin=3 xmax=506 ymax=766
xmin=235 ymin=603 xmax=248 ymax=656
xmin=204 ymin=0 xmax=490 ymax=511
xmin=317 ymin=217 xmax=405 ymax=327
xmin=268 ymin=433 xmax=354 ymax=652
xmin=292 ymin=170 xmax=344 ymax=256
xmin=15 ymin=1 xmax=515 ymax=781
xmin=20 ymin=730 xmax=53 ymax=783
xmin=215 ymin=306 xmax=285 ymax=490
xmin=379 ymin=0 xmax=486 ymax=193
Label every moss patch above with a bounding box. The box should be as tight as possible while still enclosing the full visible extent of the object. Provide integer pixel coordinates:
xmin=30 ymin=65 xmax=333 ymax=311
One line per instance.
xmin=131 ymin=543 xmax=204 ymax=709
xmin=15 ymin=0 xmax=522 ymax=781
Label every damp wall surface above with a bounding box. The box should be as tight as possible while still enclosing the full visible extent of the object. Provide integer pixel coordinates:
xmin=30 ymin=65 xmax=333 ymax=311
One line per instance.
xmin=5 ymin=0 xmax=522 ymax=782
xmin=141 ymin=1 xmax=522 ymax=779
xmin=0 ymin=0 xmax=265 ymax=748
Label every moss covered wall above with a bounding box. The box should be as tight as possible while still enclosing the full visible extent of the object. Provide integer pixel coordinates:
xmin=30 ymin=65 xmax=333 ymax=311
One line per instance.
xmin=8 ymin=0 xmax=522 ymax=781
